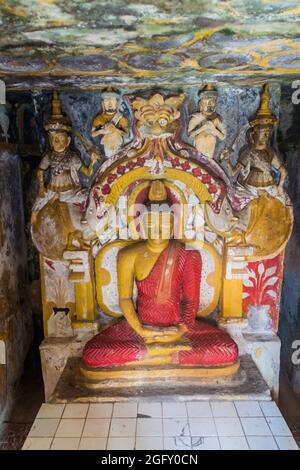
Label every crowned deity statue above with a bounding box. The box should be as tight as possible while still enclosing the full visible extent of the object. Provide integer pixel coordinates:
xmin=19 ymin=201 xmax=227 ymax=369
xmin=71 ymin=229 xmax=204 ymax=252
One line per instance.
xmin=188 ymin=84 xmax=226 ymax=159
xmin=221 ymin=84 xmax=287 ymax=197
xmin=32 ymin=91 xmax=99 ymax=259
xmin=91 ymin=88 xmax=129 ymax=158
xmin=37 ymin=91 xmax=98 ymax=202
xmin=83 ymin=180 xmax=238 ymax=369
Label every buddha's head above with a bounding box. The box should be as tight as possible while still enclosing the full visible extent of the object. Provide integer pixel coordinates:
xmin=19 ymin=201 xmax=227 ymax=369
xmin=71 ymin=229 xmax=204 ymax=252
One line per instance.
xmin=141 ymin=180 xmax=175 ymax=242
xmin=199 ymin=84 xmax=218 ymax=117
xmin=45 ymin=91 xmax=72 ymax=153
xmin=101 ymin=88 xmax=120 ymax=114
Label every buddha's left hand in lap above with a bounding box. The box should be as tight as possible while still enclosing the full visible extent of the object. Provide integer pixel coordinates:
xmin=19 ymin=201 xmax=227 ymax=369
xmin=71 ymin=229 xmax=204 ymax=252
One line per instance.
xmin=143 ymin=324 xmax=187 ymax=344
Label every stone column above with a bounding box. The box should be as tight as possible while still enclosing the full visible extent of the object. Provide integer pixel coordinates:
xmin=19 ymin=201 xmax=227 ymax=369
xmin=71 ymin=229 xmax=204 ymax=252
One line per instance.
xmin=0 ymin=146 xmax=32 ymax=426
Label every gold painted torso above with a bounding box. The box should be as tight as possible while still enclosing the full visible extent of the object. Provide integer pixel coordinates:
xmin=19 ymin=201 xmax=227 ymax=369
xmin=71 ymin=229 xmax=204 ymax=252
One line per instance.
xmin=131 ymin=242 xmax=168 ymax=282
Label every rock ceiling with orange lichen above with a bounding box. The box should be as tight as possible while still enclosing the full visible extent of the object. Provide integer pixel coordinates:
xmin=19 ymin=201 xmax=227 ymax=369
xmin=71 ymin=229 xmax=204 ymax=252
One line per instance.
xmin=0 ymin=0 xmax=300 ymax=89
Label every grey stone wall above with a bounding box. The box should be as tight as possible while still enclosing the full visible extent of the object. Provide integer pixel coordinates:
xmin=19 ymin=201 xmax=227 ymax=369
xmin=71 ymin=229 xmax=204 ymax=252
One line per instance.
xmin=0 ymin=148 xmax=33 ymax=426
xmin=278 ymin=83 xmax=300 ymax=398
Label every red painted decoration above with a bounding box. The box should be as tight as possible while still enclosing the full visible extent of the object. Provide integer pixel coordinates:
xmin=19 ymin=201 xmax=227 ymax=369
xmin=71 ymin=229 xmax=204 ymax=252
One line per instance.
xmin=242 ymin=254 xmax=283 ymax=331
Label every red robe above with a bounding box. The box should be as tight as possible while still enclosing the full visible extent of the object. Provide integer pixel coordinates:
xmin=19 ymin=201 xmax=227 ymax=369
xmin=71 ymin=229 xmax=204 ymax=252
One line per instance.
xmin=83 ymin=242 xmax=238 ymax=367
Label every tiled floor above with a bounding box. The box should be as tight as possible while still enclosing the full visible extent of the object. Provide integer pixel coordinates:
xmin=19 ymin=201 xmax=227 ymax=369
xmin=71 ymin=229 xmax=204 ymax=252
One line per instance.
xmin=22 ymin=400 xmax=299 ymax=450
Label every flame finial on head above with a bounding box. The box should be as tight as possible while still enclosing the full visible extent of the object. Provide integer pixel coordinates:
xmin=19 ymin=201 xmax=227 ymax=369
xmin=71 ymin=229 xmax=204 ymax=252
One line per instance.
xmin=250 ymin=83 xmax=277 ymax=127
xmin=199 ymin=83 xmax=218 ymax=98
xmin=44 ymin=91 xmax=72 ymax=133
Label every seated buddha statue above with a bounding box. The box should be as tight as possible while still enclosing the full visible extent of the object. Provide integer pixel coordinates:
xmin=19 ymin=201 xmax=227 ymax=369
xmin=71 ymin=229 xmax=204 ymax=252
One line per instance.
xmin=83 ymin=181 xmax=238 ymax=369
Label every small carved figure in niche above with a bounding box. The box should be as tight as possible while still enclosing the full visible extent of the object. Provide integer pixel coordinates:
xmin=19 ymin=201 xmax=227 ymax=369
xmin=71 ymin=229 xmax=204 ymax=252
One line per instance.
xmin=221 ymin=84 xmax=287 ymax=196
xmin=38 ymin=91 xmax=98 ymax=198
xmin=91 ymin=88 xmax=129 ymax=158
xmin=188 ymin=84 xmax=226 ymax=159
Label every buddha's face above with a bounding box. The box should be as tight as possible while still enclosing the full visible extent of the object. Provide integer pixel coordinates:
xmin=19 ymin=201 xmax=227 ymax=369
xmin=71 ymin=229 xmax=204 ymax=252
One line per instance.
xmin=102 ymin=95 xmax=119 ymax=114
xmin=48 ymin=131 xmax=71 ymax=153
xmin=200 ymin=96 xmax=217 ymax=116
xmin=141 ymin=209 xmax=174 ymax=241
xmin=252 ymin=125 xmax=273 ymax=148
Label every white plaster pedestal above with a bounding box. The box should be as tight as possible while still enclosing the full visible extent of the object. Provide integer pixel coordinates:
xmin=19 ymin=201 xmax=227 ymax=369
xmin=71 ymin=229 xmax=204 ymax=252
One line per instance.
xmin=223 ymin=320 xmax=281 ymax=402
xmin=40 ymin=329 xmax=96 ymax=401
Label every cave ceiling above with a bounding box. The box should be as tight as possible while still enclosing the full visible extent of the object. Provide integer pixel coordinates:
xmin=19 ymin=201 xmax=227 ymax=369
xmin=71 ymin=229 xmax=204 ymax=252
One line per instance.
xmin=0 ymin=0 xmax=300 ymax=89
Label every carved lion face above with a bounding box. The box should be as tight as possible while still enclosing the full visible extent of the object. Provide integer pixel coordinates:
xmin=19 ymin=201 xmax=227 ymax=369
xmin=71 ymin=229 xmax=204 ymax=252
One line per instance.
xmin=133 ymin=93 xmax=185 ymax=138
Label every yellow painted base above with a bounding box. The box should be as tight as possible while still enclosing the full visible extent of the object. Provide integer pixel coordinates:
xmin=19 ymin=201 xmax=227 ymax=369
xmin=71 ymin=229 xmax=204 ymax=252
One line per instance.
xmin=80 ymin=361 xmax=240 ymax=389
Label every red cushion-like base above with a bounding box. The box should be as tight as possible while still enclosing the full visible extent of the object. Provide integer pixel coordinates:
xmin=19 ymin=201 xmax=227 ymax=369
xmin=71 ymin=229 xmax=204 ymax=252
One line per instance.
xmin=83 ymin=320 xmax=239 ymax=368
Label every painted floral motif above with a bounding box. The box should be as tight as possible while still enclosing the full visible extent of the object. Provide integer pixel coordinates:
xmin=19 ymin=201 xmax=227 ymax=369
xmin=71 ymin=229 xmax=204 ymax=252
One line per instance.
xmin=243 ymin=263 xmax=278 ymax=304
xmin=242 ymin=255 xmax=283 ymax=330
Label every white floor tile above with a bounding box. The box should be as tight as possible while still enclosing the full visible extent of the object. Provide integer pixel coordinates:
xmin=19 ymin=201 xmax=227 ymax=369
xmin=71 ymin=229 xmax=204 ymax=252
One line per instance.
xmin=215 ymin=417 xmax=244 ymax=437
xmin=136 ymin=418 xmax=163 ymax=437
xmin=55 ymin=418 xmax=85 ymax=438
xmin=219 ymin=436 xmax=249 ymax=450
xmin=163 ymin=418 xmax=190 ymax=437
xmin=138 ymin=402 xmax=162 ymax=418
xmin=109 ymin=418 xmax=136 ymax=437
xmin=186 ymin=402 xmax=212 ymax=418
xmin=112 ymin=402 xmax=138 ymax=418
xmin=192 ymin=436 xmax=220 ymax=450
xmin=107 ymin=437 xmax=135 ymax=450
xmin=22 ymin=437 xmax=52 ymax=450
xmin=62 ymin=404 xmax=89 ymax=419
xmin=259 ymin=401 xmax=282 ymax=417
xmin=247 ymin=436 xmax=278 ymax=450
xmin=22 ymin=400 xmax=298 ymax=452
xmin=87 ymin=403 xmax=113 ymax=419
xmin=135 ymin=436 xmax=164 ymax=450
xmin=266 ymin=417 xmax=292 ymax=436
xmin=36 ymin=404 xmax=65 ymax=419
xmin=78 ymin=437 xmax=107 ymax=450
xmin=162 ymin=402 xmax=187 ymax=418
xmin=29 ymin=419 xmax=60 ymax=438
xmin=234 ymin=401 xmax=263 ymax=417
xmin=82 ymin=418 xmax=110 ymax=438
xmin=51 ymin=437 xmax=80 ymax=450
xmin=211 ymin=401 xmax=237 ymax=417
xmin=241 ymin=417 xmax=272 ymax=436
xmin=275 ymin=436 xmax=299 ymax=450
xmin=189 ymin=417 xmax=217 ymax=437
xmin=164 ymin=436 xmax=192 ymax=450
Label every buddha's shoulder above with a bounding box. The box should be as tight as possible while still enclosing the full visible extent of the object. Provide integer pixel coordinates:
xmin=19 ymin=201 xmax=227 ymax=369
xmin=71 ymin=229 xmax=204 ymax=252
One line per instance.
xmin=118 ymin=241 xmax=146 ymax=259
